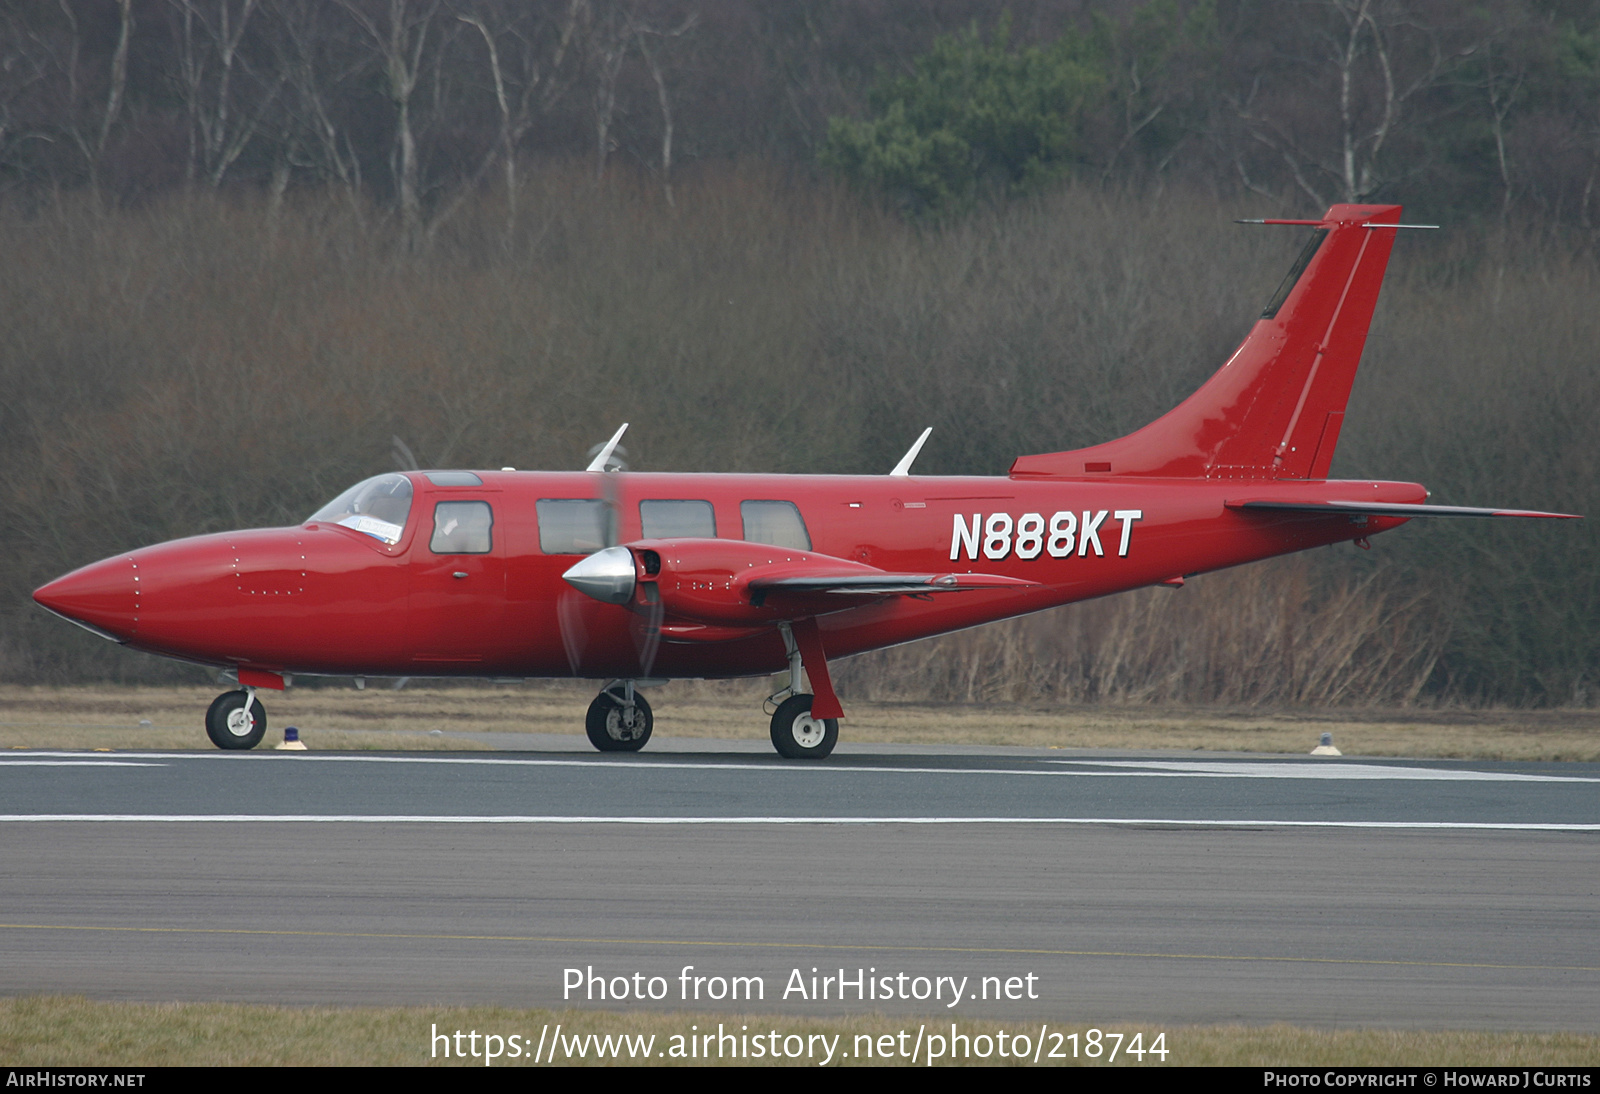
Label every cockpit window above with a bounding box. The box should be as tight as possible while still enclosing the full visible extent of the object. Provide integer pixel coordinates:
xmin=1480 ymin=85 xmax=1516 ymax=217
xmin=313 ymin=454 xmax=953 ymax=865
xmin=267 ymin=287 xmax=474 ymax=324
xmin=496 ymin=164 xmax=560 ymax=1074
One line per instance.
xmin=307 ymin=473 xmax=413 ymax=544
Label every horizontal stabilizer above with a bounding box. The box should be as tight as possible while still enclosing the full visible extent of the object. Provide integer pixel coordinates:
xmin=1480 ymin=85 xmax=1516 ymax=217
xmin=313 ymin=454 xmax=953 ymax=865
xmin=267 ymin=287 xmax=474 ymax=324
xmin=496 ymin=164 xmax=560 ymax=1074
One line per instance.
xmin=1226 ymin=499 xmax=1581 ymax=520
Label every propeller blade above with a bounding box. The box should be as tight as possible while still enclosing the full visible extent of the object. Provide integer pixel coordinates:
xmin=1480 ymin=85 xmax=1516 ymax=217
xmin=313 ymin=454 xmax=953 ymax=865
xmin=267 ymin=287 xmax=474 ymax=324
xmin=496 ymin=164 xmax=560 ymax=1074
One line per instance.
xmin=391 ymin=436 xmax=420 ymax=472
xmin=556 ymin=588 xmax=591 ymax=675
xmin=633 ymin=594 xmax=664 ymax=678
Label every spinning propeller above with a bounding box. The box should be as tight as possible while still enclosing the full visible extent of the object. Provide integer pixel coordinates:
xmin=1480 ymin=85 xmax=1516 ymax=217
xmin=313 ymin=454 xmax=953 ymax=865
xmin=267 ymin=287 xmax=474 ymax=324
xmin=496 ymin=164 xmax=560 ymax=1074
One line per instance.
xmin=556 ymin=424 xmax=664 ymax=678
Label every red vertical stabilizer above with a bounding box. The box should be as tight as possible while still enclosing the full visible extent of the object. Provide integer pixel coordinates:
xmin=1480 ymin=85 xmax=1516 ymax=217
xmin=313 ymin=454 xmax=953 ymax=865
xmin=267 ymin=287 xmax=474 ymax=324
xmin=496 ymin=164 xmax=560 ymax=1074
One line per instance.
xmin=1009 ymin=204 xmax=1403 ymax=481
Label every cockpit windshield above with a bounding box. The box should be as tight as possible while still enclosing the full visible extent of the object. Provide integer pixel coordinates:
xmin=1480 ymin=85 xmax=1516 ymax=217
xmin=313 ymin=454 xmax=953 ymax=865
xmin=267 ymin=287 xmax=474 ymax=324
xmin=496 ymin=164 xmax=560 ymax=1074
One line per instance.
xmin=307 ymin=473 xmax=413 ymax=544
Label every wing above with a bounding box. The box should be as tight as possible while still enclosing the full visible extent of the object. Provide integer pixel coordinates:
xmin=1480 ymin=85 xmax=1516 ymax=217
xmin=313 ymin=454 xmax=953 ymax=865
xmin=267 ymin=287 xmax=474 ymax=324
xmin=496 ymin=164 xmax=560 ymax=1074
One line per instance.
xmin=749 ymin=570 xmax=1039 ymax=599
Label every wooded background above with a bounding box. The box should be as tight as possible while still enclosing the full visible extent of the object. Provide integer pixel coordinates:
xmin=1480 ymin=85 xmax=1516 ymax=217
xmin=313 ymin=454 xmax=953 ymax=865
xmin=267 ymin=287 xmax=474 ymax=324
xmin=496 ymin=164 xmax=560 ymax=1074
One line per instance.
xmin=1 ymin=1 xmax=1593 ymax=705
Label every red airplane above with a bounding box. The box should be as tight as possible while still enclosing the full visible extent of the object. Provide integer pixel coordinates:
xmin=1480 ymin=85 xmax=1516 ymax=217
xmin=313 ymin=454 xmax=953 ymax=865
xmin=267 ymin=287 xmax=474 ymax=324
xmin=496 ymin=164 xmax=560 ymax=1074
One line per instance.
xmin=33 ymin=204 xmax=1578 ymax=759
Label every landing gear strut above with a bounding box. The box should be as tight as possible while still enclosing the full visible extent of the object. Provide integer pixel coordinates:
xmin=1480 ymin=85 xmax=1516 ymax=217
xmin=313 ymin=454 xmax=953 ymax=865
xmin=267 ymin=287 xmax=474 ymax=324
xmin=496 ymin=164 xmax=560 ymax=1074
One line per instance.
xmin=765 ymin=620 xmax=841 ymax=759
xmin=205 ymin=688 xmax=267 ymax=750
xmin=586 ymin=682 xmax=653 ymax=752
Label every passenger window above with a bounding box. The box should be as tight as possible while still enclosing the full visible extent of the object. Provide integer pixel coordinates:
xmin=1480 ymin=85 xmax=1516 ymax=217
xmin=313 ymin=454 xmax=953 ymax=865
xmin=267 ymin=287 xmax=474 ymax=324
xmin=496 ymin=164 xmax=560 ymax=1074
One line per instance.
xmin=537 ymin=498 xmax=614 ymax=554
xmin=741 ymin=500 xmax=811 ymax=550
xmin=430 ymin=501 xmax=493 ymax=554
xmin=640 ymin=499 xmax=716 ymax=539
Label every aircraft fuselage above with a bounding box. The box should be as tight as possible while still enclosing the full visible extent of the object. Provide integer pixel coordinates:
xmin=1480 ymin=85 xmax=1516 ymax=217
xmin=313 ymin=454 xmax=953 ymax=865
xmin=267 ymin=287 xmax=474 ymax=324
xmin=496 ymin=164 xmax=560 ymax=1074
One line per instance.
xmin=34 ymin=469 xmax=1418 ymax=683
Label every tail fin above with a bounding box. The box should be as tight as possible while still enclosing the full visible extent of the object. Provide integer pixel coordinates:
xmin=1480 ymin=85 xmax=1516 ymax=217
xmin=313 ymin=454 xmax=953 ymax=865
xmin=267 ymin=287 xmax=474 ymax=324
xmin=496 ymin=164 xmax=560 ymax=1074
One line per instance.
xmin=1010 ymin=204 xmax=1403 ymax=481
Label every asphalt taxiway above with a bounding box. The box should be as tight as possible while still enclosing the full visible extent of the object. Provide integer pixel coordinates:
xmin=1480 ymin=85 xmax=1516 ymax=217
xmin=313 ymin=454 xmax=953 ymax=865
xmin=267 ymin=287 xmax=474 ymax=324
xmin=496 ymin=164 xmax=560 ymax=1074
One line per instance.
xmin=1 ymin=742 xmax=1595 ymax=1029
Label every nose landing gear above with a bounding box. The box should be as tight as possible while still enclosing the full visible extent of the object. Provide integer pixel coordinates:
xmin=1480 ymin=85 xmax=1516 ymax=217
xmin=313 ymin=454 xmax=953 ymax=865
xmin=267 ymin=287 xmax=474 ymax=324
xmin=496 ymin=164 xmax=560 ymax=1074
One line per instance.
xmin=205 ymin=688 xmax=267 ymax=750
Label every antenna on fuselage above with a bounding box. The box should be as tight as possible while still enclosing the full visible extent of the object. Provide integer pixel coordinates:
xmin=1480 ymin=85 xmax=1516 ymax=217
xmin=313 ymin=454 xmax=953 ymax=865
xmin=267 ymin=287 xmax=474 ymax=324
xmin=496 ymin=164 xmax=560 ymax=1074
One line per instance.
xmin=889 ymin=427 xmax=933 ymax=477
xmin=585 ymin=423 xmax=630 ymax=473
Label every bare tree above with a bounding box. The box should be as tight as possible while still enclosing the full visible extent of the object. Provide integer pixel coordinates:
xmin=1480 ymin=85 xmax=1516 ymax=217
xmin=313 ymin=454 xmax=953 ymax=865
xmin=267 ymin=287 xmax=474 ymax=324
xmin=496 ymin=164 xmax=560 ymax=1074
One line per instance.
xmin=1090 ymin=2 xmax=1218 ymax=186
xmin=581 ymin=1 xmax=696 ymax=197
xmin=634 ymin=11 xmax=694 ymax=205
xmin=269 ymin=0 xmax=369 ymax=219
xmin=0 ymin=9 xmax=54 ymax=182
xmin=169 ymin=0 xmax=282 ymax=187
xmin=53 ymin=0 xmax=134 ymax=193
xmin=586 ymin=0 xmax=634 ymax=181
xmin=453 ymin=0 xmax=583 ymax=245
xmin=1231 ymin=0 xmax=1485 ymax=206
xmin=338 ymin=0 xmax=441 ymax=249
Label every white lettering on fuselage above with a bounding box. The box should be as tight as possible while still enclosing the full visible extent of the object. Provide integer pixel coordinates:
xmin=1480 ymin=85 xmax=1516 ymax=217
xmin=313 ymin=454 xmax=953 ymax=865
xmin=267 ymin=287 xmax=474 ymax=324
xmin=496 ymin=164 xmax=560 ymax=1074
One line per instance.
xmin=950 ymin=511 xmax=1142 ymax=561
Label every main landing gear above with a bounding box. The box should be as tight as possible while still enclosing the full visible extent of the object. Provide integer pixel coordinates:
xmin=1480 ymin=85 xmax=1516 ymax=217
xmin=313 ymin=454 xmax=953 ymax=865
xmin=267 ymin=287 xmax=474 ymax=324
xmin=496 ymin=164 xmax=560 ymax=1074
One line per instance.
xmin=205 ymin=688 xmax=266 ymax=750
xmin=762 ymin=620 xmax=841 ymax=760
xmin=586 ymin=682 xmax=654 ymax=752
xmin=584 ymin=619 xmax=844 ymax=761
xmin=769 ymin=693 xmax=838 ymax=760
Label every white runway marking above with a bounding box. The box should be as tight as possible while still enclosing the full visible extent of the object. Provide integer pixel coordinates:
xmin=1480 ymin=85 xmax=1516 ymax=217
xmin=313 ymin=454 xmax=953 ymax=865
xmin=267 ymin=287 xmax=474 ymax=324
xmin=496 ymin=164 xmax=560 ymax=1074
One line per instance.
xmin=1054 ymin=760 xmax=1599 ymax=783
xmin=0 ymin=760 xmax=165 ymax=767
xmin=1 ymin=814 xmax=1596 ymax=831
xmin=4 ymin=752 xmax=1592 ymax=782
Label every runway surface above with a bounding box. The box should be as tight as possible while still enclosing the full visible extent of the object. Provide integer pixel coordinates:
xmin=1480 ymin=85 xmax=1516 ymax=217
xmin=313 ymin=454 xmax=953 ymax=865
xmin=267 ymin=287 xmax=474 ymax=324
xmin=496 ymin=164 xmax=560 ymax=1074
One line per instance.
xmin=2 ymin=742 xmax=1596 ymax=1030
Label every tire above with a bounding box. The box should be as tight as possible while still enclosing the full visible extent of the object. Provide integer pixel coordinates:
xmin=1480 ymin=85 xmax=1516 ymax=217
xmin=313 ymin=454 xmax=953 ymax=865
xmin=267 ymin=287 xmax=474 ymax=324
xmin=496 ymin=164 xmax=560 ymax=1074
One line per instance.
xmin=769 ymin=693 xmax=838 ymax=760
xmin=586 ymin=688 xmax=653 ymax=752
xmin=205 ymin=689 xmax=267 ymax=750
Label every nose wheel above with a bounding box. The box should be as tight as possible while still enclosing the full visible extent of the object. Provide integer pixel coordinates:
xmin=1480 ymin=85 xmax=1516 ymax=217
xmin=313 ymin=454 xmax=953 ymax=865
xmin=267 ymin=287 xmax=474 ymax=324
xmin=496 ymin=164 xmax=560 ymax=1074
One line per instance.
xmin=205 ymin=689 xmax=267 ymax=750
xmin=586 ymin=686 xmax=653 ymax=752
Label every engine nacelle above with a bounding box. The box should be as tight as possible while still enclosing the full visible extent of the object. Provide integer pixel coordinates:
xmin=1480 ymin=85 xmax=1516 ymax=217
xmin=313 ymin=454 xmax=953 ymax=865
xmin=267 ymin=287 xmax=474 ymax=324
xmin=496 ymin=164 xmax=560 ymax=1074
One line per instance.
xmin=645 ymin=538 xmax=878 ymax=626
xmin=562 ymin=538 xmax=888 ymax=626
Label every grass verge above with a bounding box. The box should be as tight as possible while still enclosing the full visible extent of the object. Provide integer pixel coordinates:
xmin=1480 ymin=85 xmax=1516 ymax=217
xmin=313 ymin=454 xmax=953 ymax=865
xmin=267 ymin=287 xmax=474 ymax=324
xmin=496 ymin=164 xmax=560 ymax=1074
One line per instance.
xmin=2 ymin=997 xmax=1598 ymax=1067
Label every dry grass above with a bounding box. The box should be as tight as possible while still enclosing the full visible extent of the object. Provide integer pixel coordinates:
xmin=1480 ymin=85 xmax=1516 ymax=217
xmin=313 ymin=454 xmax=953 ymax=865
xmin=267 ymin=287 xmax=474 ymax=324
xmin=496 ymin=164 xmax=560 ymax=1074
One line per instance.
xmin=3 ymin=684 xmax=1598 ymax=760
xmin=1 ymin=996 xmax=1596 ymax=1067
xmin=834 ymin=558 xmax=1448 ymax=708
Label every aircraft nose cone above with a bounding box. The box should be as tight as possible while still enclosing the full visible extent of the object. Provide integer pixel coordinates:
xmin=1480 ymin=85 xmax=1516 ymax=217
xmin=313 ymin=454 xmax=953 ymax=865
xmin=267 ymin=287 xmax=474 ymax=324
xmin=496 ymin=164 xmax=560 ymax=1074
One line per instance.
xmin=33 ymin=555 xmax=139 ymax=642
xmin=563 ymin=546 xmax=636 ymax=604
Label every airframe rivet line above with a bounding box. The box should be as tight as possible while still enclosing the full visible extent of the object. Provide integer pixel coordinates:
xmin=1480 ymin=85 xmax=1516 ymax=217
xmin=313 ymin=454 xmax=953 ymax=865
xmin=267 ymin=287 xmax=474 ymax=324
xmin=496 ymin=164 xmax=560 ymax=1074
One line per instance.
xmin=0 ymin=922 xmax=1593 ymax=974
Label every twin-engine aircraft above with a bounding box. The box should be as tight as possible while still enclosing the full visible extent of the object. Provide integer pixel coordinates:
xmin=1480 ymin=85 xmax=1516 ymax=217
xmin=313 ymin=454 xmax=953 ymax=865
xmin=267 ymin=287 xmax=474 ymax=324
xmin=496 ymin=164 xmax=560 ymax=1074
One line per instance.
xmin=33 ymin=205 xmax=1577 ymax=758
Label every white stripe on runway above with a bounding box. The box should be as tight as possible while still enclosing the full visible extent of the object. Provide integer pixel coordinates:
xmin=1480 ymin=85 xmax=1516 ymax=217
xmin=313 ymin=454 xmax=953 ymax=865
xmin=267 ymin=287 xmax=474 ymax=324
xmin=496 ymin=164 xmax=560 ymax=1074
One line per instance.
xmin=0 ymin=761 xmax=165 ymax=767
xmin=1055 ymin=760 xmax=1598 ymax=782
xmin=0 ymin=814 xmax=1596 ymax=831
xmin=3 ymin=752 xmax=1591 ymax=782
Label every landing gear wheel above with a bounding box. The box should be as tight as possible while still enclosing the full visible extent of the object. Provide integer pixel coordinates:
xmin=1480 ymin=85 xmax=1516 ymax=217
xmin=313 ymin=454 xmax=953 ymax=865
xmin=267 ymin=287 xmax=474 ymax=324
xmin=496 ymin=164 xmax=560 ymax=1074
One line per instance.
xmin=205 ymin=689 xmax=267 ymax=750
xmin=586 ymin=688 xmax=653 ymax=752
xmin=769 ymin=693 xmax=838 ymax=760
